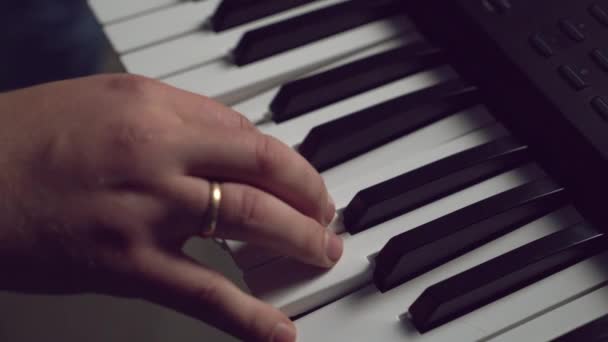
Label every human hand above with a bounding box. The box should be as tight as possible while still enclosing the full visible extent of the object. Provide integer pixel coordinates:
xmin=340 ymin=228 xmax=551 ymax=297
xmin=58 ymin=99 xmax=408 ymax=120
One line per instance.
xmin=0 ymin=74 xmax=342 ymax=342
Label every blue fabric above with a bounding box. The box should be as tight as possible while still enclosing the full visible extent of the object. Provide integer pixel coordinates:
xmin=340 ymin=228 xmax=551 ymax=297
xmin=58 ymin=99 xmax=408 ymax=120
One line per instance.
xmin=0 ymin=0 xmax=105 ymax=91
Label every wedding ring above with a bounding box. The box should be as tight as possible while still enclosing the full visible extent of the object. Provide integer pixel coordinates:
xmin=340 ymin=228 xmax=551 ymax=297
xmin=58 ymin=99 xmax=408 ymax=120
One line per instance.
xmin=201 ymin=182 xmax=222 ymax=238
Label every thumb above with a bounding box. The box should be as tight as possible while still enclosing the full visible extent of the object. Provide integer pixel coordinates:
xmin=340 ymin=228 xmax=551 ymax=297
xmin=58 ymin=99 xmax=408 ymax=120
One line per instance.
xmin=134 ymin=248 xmax=296 ymax=342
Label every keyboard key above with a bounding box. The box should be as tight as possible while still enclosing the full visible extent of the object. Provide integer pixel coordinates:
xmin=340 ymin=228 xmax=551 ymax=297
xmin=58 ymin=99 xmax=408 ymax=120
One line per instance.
xmin=558 ymin=65 xmax=590 ymax=91
xmin=558 ymin=19 xmax=586 ymax=42
xmin=491 ymin=285 xmax=608 ymax=342
xmin=232 ymin=0 xmax=404 ymax=65
xmin=529 ymin=33 xmax=555 ymax=58
xmin=373 ymin=177 xmax=568 ymax=292
xmin=409 ymin=223 xmax=607 ymax=333
xmin=210 ymin=0 xmax=319 ymax=32
xmin=343 ymin=136 xmax=531 ymax=234
xmin=298 ymin=79 xmax=479 ymax=171
xmin=271 ymin=41 xmax=445 ymax=122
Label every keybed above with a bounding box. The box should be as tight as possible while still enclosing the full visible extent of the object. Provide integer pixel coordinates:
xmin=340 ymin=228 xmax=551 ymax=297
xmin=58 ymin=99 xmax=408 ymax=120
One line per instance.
xmin=91 ymin=0 xmax=608 ymax=340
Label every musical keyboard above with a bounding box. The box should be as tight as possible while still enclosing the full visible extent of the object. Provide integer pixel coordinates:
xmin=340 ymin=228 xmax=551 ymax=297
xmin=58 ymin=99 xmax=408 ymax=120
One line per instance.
xmin=89 ymin=0 xmax=608 ymax=340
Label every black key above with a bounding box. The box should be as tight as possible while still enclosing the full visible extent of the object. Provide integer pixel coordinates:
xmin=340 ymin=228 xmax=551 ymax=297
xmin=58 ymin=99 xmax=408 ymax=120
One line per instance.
xmin=409 ymin=223 xmax=607 ymax=333
xmin=270 ymin=42 xmax=445 ymax=122
xmin=344 ymin=137 xmax=531 ymax=235
xmin=554 ymin=313 xmax=608 ymax=341
xmin=373 ymin=178 xmax=568 ymax=292
xmin=232 ymin=0 xmax=404 ymax=66
xmin=210 ymin=0 xmax=318 ymax=32
xmin=298 ymin=79 xmax=479 ymax=172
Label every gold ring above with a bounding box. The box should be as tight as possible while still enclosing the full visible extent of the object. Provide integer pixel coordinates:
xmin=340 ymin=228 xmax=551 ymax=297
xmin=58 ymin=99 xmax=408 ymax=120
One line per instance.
xmin=201 ymin=182 xmax=222 ymax=238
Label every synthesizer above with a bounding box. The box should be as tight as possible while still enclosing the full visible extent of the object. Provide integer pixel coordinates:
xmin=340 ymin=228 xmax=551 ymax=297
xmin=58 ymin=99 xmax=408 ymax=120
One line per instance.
xmin=89 ymin=1 xmax=608 ymax=340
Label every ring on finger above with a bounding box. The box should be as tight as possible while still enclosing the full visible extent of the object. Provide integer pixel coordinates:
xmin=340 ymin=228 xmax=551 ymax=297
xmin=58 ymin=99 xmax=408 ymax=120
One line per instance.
xmin=201 ymin=181 xmax=222 ymax=238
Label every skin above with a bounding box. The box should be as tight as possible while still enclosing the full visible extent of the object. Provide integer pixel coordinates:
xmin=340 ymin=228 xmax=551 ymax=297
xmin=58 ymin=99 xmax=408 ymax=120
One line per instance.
xmin=0 ymin=74 xmax=343 ymax=342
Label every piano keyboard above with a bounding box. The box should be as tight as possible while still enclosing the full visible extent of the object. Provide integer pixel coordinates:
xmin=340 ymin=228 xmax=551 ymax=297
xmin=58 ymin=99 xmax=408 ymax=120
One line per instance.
xmin=89 ymin=0 xmax=608 ymax=340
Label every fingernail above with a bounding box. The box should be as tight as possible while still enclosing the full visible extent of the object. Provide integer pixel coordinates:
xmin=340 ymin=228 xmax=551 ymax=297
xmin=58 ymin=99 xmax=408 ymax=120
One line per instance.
xmin=325 ymin=232 xmax=343 ymax=264
xmin=324 ymin=195 xmax=336 ymax=225
xmin=271 ymin=322 xmax=296 ymax=342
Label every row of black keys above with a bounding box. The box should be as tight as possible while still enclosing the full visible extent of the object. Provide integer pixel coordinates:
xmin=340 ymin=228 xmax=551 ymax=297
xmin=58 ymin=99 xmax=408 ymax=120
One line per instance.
xmin=206 ymin=0 xmax=408 ymax=65
xmin=334 ymin=124 xmax=608 ymax=332
xmin=222 ymin=25 xmax=608 ymax=333
xmin=279 ymin=59 xmax=608 ymax=331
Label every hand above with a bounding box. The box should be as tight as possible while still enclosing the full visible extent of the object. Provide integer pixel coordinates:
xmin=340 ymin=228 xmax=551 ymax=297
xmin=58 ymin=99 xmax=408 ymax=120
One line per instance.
xmin=0 ymin=74 xmax=342 ymax=342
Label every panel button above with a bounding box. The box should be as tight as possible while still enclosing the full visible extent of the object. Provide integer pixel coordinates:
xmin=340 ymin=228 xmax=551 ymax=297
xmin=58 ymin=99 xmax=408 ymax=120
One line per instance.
xmin=558 ymin=19 xmax=586 ymax=42
xmin=590 ymin=4 xmax=608 ymax=27
xmin=487 ymin=0 xmax=512 ymax=13
xmin=558 ymin=65 xmax=590 ymax=90
xmin=529 ymin=33 xmax=555 ymax=58
xmin=591 ymin=49 xmax=608 ymax=72
xmin=591 ymin=96 xmax=608 ymax=121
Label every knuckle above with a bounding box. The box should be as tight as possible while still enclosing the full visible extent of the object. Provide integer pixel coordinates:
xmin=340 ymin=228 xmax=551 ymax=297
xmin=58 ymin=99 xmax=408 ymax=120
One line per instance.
xmin=109 ymin=119 xmax=149 ymax=155
xmin=104 ymin=74 xmax=156 ymax=98
xmin=254 ymin=134 xmax=283 ymax=177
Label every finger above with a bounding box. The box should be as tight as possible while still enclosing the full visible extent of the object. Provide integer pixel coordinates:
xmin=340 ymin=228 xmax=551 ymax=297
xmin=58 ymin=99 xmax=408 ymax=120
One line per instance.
xmin=161 ymin=82 xmax=256 ymax=131
xmin=165 ymin=177 xmax=342 ymax=268
xmin=176 ymin=128 xmax=335 ymax=225
xmin=135 ymin=249 xmax=296 ymax=342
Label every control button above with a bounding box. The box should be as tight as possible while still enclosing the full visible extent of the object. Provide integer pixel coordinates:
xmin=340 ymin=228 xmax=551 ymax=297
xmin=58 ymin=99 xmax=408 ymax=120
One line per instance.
xmin=487 ymin=0 xmax=512 ymax=13
xmin=558 ymin=65 xmax=590 ymax=91
xmin=529 ymin=33 xmax=555 ymax=58
xmin=591 ymin=97 xmax=608 ymax=121
xmin=558 ymin=19 xmax=586 ymax=42
xmin=590 ymin=4 xmax=608 ymax=27
xmin=591 ymin=49 xmax=608 ymax=72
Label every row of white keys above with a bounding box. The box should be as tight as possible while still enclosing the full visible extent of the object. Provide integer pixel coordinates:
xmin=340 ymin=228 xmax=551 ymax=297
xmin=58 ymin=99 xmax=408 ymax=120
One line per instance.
xmin=487 ymin=282 xmax=608 ymax=341
xmin=164 ymin=16 xmax=412 ymax=104
xmin=227 ymin=122 xmax=509 ymax=271
xmin=244 ymin=163 xmax=549 ymax=316
xmin=232 ymin=37 xmax=409 ymax=123
xmin=103 ymin=0 xmax=221 ymax=54
xmin=88 ymin=0 xmax=182 ymax=25
xmin=121 ymin=0 xmax=350 ymax=78
xmin=295 ymin=207 xmax=588 ymax=341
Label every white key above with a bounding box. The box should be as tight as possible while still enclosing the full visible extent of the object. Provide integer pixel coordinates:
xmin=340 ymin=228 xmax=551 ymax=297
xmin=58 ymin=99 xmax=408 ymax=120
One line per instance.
xmin=121 ymin=0 xmax=348 ymax=78
xmin=226 ymin=123 xmax=509 ymax=271
xmin=232 ymin=38 xmax=409 ymax=124
xmin=487 ymin=283 xmax=608 ymax=341
xmin=294 ymin=207 xmax=584 ymax=341
xmin=245 ymin=164 xmax=548 ymax=316
xmin=259 ymin=66 xmax=456 ymax=147
xmin=165 ymin=17 xmax=413 ymax=104
xmin=88 ymin=0 xmax=180 ymax=25
xmin=104 ymin=0 xmax=221 ymax=54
